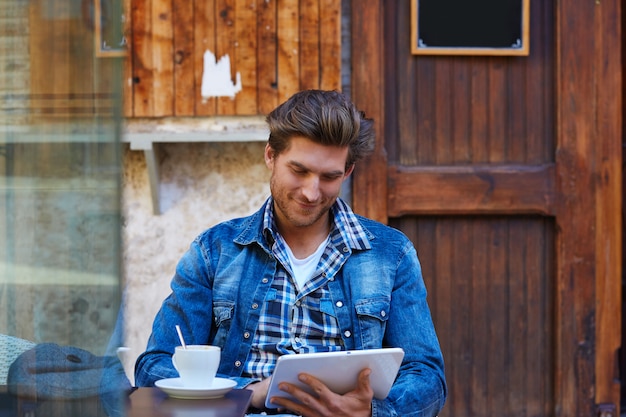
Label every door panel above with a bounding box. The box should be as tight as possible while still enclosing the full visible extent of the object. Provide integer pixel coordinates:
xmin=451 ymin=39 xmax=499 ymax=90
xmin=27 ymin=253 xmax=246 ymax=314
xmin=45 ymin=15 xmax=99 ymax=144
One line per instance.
xmin=393 ymin=216 xmax=555 ymax=416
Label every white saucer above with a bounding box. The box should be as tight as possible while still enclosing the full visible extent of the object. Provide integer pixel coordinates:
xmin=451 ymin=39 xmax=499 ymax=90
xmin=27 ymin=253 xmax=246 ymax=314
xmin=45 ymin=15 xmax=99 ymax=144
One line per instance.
xmin=155 ymin=377 xmax=237 ymax=399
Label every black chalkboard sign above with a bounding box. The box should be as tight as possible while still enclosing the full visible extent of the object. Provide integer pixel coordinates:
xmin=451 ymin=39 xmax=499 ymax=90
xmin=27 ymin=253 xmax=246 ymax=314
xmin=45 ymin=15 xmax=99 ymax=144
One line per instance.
xmin=411 ymin=0 xmax=529 ymax=56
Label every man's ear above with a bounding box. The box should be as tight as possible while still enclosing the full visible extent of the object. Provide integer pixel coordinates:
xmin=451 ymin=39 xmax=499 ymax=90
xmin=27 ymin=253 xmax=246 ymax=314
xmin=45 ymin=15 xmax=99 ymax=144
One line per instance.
xmin=264 ymin=144 xmax=274 ymax=168
xmin=344 ymin=164 xmax=355 ymax=178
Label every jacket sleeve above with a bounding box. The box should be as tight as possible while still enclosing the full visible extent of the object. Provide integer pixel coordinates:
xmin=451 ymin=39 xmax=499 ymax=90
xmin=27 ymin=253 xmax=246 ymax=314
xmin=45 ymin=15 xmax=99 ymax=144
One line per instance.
xmin=373 ymin=241 xmax=447 ymax=417
xmin=134 ymin=240 xmax=215 ymax=387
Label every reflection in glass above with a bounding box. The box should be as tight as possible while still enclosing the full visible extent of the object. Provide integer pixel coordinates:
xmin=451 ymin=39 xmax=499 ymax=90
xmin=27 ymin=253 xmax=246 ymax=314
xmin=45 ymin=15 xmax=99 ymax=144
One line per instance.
xmin=0 ymin=0 xmax=125 ymax=414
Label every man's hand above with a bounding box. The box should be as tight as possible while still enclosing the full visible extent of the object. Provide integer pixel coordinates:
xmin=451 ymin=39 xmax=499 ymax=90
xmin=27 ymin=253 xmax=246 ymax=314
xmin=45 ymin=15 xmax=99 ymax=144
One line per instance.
xmin=246 ymin=377 xmax=272 ymax=409
xmin=268 ymin=368 xmax=374 ymax=417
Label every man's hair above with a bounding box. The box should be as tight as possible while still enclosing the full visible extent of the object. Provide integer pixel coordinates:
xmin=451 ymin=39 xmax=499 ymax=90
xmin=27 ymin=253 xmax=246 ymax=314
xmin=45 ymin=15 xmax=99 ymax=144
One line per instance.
xmin=266 ymin=90 xmax=375 ymax=169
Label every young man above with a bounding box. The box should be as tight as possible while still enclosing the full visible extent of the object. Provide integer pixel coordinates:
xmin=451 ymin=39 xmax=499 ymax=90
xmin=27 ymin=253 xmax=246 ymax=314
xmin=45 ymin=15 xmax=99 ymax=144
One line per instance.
xmin=135 ymin=90 xmax=447 ymax=417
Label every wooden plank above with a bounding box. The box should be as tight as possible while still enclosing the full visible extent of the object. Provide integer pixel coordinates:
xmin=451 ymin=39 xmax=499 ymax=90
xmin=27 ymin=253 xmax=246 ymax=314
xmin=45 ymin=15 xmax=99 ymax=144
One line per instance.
xmin=486 ymin=219 xmax=508 ymax=414
xmin=525 ymin=1 xmax=555 ymax=164
xmin=150 ymin=0 xmax=174 ymax=116
xmin=468 ymin=221 xmax=489 ymax=416
xmin=299 ymin=0 xmax=320 ymax=90
xmin=173 ymin=0 xmax=195 ymax=115
xmin=451 ymin=60 xmax=470 ymax=162
xmin=277 ymin=0 xmax=299 ymax=104
xmin=319 ymin=0 xmax=341 ymax=91
xmin=387 ymin=164 xmax=556 ymax=216
xmin=383 ymin=2 xmax=400 ymax=162
xmin=394 ymin=1 xmax=419 ymax=165
xmin=433 ymin=58 xmax=452 ymax=164
xmin=414 ymin=57 xmax=435 ymax=164
xmin=508 ymin=61 xmax=527 ymax=161
xmin=350 ymin=0 xmax=387 ymax=223
xmin=487 ymin=59 xmax=507 ymax=162
xmin=433 ymin=220 xmax=457 ymax=414
xmin=507 ymin=219 xmax=527 ymax=413
xmin=131 ymin=0 xmax=154 ymax=116
xmin=194 ymin=0 xmax=217 ymax=115
xmin=526 ymin=219 xmax=556 ymax=415
xmin=593 ymin=0 xmax=622 ymax=409
xmin=257 ymin=0 xmax=278 ymax=114
xmin=216 ymin=0 xmax=237 ymax=114
xmin=555 ymin=0 xmax=598 ymax=414
xmin=123 ymin=0 xmax=134 ymax=117
xmin=469 ymin=58 xmax=489 ymax=163
xmin=451 ymin=220 xmax=472 ymax=416
xmin=234 ymin=0 xmax=258 ymax=114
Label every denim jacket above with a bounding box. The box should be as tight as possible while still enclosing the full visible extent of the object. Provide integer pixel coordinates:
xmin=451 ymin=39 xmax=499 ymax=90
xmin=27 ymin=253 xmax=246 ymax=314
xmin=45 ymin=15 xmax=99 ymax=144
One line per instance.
xmin=135 ymin=199 xmax=447 ymax=417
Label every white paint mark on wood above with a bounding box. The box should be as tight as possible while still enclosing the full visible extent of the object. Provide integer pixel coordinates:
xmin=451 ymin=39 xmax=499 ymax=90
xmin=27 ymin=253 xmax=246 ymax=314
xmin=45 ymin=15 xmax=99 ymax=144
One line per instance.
xmin=201 ymin=50 xmax=242 ymax=98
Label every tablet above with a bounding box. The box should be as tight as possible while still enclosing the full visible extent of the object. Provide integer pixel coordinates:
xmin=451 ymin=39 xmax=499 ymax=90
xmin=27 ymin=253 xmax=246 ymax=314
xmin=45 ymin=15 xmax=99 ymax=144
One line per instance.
xmin=264 ymin=347 xmax=404 ymax=409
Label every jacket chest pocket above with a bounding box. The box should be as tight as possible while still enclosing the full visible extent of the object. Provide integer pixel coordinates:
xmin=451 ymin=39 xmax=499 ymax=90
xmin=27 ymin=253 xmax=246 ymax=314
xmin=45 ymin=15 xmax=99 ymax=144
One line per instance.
xmin=355 ymin=298 xmax=390 ymax=349
xmin=212 ymin=301 xmax=234 ymax=347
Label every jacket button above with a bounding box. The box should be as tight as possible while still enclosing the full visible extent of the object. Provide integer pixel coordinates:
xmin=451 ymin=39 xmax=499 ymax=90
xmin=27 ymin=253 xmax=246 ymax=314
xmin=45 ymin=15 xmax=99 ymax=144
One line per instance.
xmin=235 ymin=361 xmax=242 ymax=367
xmin=381 ymin=310 xmax=386 ymax=317
xmin=244 ymin=332 xmax=250 ymax=339
xmin=252 ymin=303 xmax=259 ymax=309
xmin=344 ymin=330 xmax=352 ymax=338
xmin=262 ymin=278 xmax=269 ymax=284
xmin=336 ymin=301 xmax=343 ymax=308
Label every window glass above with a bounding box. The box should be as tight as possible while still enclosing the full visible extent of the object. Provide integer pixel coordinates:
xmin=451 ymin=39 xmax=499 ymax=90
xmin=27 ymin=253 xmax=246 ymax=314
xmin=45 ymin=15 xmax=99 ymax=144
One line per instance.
xmin=0 ymin=0 xmax=125 ymax=413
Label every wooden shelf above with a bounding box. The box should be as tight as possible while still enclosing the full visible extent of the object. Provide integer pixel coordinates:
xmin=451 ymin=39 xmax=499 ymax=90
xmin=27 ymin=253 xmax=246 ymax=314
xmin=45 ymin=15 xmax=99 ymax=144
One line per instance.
xmin=123 ymin=116 xmax=268 ymax=150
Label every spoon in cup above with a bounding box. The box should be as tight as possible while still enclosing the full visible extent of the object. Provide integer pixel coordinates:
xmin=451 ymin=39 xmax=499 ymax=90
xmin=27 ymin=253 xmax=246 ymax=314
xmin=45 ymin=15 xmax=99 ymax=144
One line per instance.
xmin=175 ymin=325 xmax=187 ymax=349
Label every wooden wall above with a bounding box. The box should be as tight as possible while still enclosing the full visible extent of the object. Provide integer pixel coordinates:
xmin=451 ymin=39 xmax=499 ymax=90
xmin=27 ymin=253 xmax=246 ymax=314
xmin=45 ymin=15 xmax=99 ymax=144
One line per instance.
xmin=126 ymin=0 xmax=342 ymax=117
xmin=22 ymin=0 xmax=342 ymax=122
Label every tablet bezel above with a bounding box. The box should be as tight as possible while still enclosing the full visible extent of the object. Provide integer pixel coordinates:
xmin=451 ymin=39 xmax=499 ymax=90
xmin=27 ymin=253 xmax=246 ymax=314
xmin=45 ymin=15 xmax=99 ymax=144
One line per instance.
xmin=264 ymin=347 xmax=405 ymax=409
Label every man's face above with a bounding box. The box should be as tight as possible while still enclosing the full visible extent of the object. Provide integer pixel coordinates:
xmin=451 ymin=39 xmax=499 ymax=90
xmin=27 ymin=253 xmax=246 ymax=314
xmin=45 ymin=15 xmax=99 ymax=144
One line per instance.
xmin=265 ymin=136 xmax=353 ymax=231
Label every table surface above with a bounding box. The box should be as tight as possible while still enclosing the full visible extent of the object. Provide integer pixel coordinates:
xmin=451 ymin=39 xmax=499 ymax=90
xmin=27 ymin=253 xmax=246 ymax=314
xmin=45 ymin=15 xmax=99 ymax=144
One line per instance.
xmin=128 ymin=387 xmax=253 ymax=417
xmin=0 ymin=385 xmax=253 ymax=417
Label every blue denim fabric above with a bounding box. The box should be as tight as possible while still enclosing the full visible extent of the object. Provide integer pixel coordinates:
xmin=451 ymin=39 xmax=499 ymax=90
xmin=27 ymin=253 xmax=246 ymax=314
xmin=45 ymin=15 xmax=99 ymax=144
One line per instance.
xmin=135 ymin=200 xmax=447 ymax=416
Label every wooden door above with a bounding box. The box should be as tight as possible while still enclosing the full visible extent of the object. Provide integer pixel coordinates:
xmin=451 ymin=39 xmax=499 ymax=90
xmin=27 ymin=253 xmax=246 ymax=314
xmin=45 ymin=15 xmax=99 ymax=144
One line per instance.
xmin=351 ymin=1 xmax=622 ymax=416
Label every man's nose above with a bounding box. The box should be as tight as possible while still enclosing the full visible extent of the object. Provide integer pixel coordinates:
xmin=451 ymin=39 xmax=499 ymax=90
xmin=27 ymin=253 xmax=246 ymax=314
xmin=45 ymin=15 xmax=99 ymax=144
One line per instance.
xmin=301 ymin=176 xmax=321 ymax=201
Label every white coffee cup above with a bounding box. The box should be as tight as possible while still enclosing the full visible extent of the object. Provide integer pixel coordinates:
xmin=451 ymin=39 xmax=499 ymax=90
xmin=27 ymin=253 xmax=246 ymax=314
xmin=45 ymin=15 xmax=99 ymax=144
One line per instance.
xmin=172 ymin=345 xmax=221 ymax=388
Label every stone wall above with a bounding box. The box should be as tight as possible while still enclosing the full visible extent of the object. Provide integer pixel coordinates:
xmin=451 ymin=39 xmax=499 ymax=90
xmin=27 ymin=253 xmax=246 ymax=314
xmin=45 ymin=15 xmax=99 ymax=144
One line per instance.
xmin=121 ymin=141 xmax=270 ymax=382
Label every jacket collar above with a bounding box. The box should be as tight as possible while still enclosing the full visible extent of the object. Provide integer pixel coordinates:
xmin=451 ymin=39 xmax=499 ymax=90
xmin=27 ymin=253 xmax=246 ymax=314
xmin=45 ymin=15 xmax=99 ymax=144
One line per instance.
xmin=232 ymin=197 xmax=372 ymax=252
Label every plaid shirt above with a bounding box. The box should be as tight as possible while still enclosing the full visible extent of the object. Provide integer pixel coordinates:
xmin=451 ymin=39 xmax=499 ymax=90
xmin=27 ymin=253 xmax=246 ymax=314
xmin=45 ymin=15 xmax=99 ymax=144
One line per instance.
xmin=242 ymin=197 xmax=371 ymax=379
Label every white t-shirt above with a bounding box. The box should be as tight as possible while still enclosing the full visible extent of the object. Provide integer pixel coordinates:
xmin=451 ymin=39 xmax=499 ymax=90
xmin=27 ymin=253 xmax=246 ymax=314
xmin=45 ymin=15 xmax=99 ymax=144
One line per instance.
xmin=284 ymin=236 xmax=330 ymax=291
